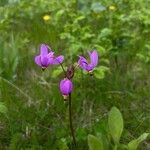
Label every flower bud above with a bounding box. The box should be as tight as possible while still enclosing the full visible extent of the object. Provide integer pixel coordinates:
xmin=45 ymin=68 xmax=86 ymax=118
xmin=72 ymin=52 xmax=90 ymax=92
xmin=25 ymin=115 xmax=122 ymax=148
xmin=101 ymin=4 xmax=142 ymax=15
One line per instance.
xmin=66 ymin=65 xmax=75 ymax=79
xmin=59 ymin=78 xmax=73 ymax=99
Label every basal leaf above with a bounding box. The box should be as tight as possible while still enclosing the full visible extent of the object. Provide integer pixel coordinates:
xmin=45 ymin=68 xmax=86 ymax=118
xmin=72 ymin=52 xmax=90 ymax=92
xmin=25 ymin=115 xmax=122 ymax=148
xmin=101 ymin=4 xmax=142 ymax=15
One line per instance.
xmin=108 ymin=107 xmax=124 ymax=144
xmin=128 ymin=133 xmax=149 ymax=150
xmin=88 ymin=134 xmax=104 ymax=150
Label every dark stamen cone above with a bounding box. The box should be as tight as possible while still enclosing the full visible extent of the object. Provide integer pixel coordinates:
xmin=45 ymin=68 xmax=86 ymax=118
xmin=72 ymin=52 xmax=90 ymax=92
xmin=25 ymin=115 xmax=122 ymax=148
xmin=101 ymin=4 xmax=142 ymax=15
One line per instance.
xmin=63 ymin=95 xmax=69 ymax=100
xmin=42 ymin=67 xmax=46 ymax=71
xmin=63 ymin=95 xmax=69 ymax=104
xmin=89 ymin=70 xmax=93 ymax=76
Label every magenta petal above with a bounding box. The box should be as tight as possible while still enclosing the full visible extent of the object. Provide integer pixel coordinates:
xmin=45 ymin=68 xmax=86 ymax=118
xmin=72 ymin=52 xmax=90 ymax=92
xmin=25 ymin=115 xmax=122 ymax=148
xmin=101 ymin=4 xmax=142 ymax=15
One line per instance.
xmin=41 ymin=56 xmax=49 ymax=67
xmin=40 ymin=44 xmax=48 ymax=57
xmin=60 ymin=79 xmax=73 ymax=95
xmin=52 ymin=55 xmax=64 ymax=64
xmin=89 ymin=50 xmax=98 ymax=68
xmin=86 ymin=65 xmax=93 ymax=71
xmin=78 ymin=56 xmax=88 ymax=64
xmin=47 ymin=52 xmax=55 ymax=64
xmin=78 ymin=56 xmax=88 ymax=70
xmin=47 ymin=52 xmax=54 ymax=58
xmin=35 ymin=55 xmax=42 ymax=66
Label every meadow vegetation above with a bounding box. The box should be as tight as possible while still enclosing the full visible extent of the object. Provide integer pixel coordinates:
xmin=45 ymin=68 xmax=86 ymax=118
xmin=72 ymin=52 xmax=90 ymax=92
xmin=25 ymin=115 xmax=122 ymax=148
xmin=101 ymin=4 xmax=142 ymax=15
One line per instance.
xmin=0 ymin=0 xmax=150 ymax=149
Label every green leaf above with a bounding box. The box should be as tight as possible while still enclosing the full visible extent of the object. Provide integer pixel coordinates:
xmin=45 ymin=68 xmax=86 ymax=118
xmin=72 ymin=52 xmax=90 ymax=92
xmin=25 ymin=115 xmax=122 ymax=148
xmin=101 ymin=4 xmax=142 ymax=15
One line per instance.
xmin=113 ymin=145 xmax=117 ymax=150
xmin=94 ymin=66 xmax=109 ymax=79
xmin=95 ymin=45 xmax=106 ymax=55
xmin=55 ymin=10 xmax=65 ymax=19
xmin=57 ymin=138 xmax=69 ymax=150
xmin=51 ymin=67 xmax=63 ymax=78
xmin=91 ymin=2 xmax=106 ymax=13
xmin=118 ymin=144 xmax=128 ymax=150
xmin=0 ymin=102 xmax=7 ymax=114
xmin=128 ymin=133 xmax=149 ymax=150
xmin=100 ymin=28 xmax=112 ymax=37
xmin=74 ymin=15 xmax=85 ymax=23
xmin=88 ymin=134 xmax=104 ymax=150
xmin=108 ymin=107 xmax=124 ymax=144
xmin=96 ymin=133 xmax=109 ymax=150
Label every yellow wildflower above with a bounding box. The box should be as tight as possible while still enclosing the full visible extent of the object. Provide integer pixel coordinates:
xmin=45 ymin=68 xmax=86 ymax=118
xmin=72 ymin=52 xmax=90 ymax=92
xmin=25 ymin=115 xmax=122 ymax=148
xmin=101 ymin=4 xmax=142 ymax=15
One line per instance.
xmin=109 ymin=5 xmax=116 ymax=11
xmin=43 ymin=15 xmax=51 ymax=21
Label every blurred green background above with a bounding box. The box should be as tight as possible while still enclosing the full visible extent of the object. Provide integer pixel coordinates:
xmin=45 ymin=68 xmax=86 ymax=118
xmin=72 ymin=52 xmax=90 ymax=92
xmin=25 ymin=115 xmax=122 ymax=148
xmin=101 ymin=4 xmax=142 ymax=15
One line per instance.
xmin=0 ymin=0 xmax=150 ymax=149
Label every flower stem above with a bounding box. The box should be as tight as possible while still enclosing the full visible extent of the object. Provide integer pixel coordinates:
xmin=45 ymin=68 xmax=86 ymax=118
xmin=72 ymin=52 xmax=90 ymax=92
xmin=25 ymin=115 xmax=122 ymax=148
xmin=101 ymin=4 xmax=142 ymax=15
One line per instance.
xmin=68 ymin=93 xmax=78 ymax=149
xmin=60 ymin=63 xmax=67 ymax=77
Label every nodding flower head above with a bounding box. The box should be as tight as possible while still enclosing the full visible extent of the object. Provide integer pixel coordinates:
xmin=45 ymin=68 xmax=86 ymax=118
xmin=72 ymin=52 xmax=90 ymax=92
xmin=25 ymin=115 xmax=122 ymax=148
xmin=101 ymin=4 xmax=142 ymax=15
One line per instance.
xmin=35 ymin=44 xmax=64 ymax=70
xmin=78 ymin=50 xmax=98 ymax=73
xmin=60 ymin=78 xmax=73 ymax=100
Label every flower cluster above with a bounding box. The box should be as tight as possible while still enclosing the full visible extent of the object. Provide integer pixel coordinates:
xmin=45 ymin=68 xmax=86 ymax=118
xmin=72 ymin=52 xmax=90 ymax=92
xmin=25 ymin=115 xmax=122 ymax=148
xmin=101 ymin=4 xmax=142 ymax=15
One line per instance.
xmin=35 ymin=44 xmax=98 ymax=99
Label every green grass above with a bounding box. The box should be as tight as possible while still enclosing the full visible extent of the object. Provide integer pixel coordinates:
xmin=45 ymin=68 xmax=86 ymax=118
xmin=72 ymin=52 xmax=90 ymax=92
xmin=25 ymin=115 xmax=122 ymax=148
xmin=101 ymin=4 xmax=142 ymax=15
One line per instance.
xmin=0 ymin=0 xmax=150 ymax=149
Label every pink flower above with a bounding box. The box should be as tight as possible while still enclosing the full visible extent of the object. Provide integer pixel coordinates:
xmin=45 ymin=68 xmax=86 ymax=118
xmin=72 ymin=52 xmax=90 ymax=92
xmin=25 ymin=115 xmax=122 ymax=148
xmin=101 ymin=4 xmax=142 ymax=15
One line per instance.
xmin=35 ymin=44 xmax=64 ymax=69
xmin=78 ymin=50 xmax=98 ymax=72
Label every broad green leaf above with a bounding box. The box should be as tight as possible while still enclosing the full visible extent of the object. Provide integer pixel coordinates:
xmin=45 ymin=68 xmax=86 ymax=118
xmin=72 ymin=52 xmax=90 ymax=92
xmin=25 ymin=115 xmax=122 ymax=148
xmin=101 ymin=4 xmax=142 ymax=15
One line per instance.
xmin=128 ymin=133 xmax=149 ymax=150
xmin=88 ymin=134 xmax=104 ymax=150
xmin=96 ymin=132 xmax=109 ymax=150
xmin=94 ymin=66 xmax=109 ymax=79
xmin=108 ymin=107 xmax=124 ymax=144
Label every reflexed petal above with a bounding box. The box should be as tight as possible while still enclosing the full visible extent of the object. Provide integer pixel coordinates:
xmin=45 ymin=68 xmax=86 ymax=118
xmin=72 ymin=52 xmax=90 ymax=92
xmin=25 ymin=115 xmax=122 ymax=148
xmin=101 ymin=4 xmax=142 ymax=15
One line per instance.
xmin=48 ymin=58 xmax=54 ymax=64
xmin=40 ymin=44 xmax=48 ymax=57
xmin=52 ymin=55 xmax=64 ymax=64
xmin=35 ymin=55 xmax=42 ymax=66
xmin=47 ymin=52 xmax=54 ymax=58
xmin=78 ymin=56 xmax=88 ymax=71
xmin=60 ymin=79 xmax=73 ymax=95
xmin=47 ymin=52 xmax=55 ymax=64
xmin=78 ymin=56 xmax=88 ymax=64
xmin=86 ymin=64 xmax=94 ymax=71
xmin=89 ymin=50 xmax=98 ymax=68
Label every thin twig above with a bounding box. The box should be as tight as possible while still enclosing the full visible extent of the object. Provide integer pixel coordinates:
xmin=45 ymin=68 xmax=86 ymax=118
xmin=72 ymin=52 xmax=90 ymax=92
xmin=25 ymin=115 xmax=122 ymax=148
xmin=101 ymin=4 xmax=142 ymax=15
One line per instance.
xmin=55 ymin=58 xmax=67 ymax=78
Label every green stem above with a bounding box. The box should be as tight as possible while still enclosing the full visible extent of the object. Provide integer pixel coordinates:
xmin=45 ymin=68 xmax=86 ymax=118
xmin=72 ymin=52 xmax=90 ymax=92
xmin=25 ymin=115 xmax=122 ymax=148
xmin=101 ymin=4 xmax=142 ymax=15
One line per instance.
xmin=68 ymin=93 xmax=78 ymax=149
xmin=60 ymin=63 xmax=67 ymax=77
